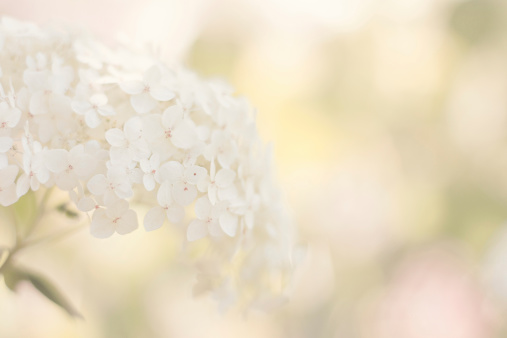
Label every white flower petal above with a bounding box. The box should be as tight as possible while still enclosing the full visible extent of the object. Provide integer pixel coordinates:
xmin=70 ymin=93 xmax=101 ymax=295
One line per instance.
xmin=0 ymin=136 xmax=13 ymax=153
xmin=73 ymin=154 xmax=95 ymax=178
xmin=131 ymin=93 xmax=156 ymax=114
xmin=144 ymin=65 xmax=161 ymax=83
xmin=77 ymin=197 xmax=96 ymax=212
xmin=157 ymin=181 xmax=173 ymax=206
xmin=105 ymin=128 xmax=126 ymax=147
xmin=244 ymin=211 xmax=254 ymax=229
xmin=150 ymin=153 xmax=160 ymax=169
xmin=103 ymin=190 xmax=119 ymax=206
xmin=140 ymin=158 xmax=151 ymax=172
xmin=0 ymin=154 xmax=6 ymax=170
xmin=208 ymin=221 xmax=223 ymax=237
xmin=131 ymin=139 xmax=151 ymax=161
xmin=37 ymin=119 xmax=55 ymax=144
xmin=115 ymin=181 xmax=133 ymax=199
xmin=219 ymin=211 xmax=238 ymax=237
xmin=109 ymin=147 xmax=131 ymax=165
xmin=90 ymin=93 xmax=107 ymax=106
xmin=55 ymin=172 xmax=78 ymax=191
xmin=85 ymin=110 xmax=101 ymax=128
xmin=69 ymin=190 xmax=78 ymax=204
xmin=87 ymin=174 xmax=107 ymax=195
xmin=71 ymin=100 xmax=91 ymax=115
xmin=208 ymin=184 xmax=218 ymax=205
xmin=143 ymin=174 xmax=156 ymax=191
xmin=0 ymin=165 xmax=18 ymax=188
xmin=142 ymin=114 xmax=164 ymax=140
xmin=30 ymin=177 xmax=40 ymax=191
xmin=7 ymin=107 xmax=21 ymax=128
xmin=124 ymin=116 xmax=143 ymax=141
xmin=16 ymin=173 xmax=30 ymax=198
xmin=195 ymin=196 xmax=211 ymax=220
xmin=185 ymin=165 xmax=207 ymax=185
xmin=209 ymin=159 xmax=216 ymax=178
xmin=97 ymin=105 xmax=115 ymax=116
xmin=217 ymin=185 xmax=238 ymax=201
xmin=128 ymin=167 xmax=143 ymax=184
xmin=187 ymin=219 xmax=207 ymax=242
xmin=0 ymin=184 xmax=18 ymax=206
xmin=197 ymin=178 xmax=209 ymax=193
xmin=159 ymin=161 xmax=183 ymax=183
xmin=116 ymin=209 xmax=138 ymax=235
xmin=48 ymin=93 xmax=71 ymax=114
xmin=90 ymin=209 xmax=115 ymax=239
xmin=218 ymin=148 xmax=236 ymax=168
xmin=172 ymin=181 xmax=197 ymax=206
xmin=144 ymin=206 xmax=165 ymax=231
xmin=215 ymin=169 xmax=236 ymax=188
xmin=29 ymin=91 xmax=48 ymax=115
xmin=162 ymin=105 xmax=182 ymax=128
xmin=150 ymin=84 xmax=175 ymax=101
xmin=172 ymin=121 xmax=196 ymax=149
xmin=196 ymin=125 xmax=210 ymax=141
xmin=106 ymin=198 xmax=129 ymax=219
xmin=120 ymin=80 xmax=144 ymax=95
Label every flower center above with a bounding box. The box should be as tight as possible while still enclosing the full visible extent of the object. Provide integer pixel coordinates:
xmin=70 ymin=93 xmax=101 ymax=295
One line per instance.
xmin=112 ymin=217 xmax=121 ymax=224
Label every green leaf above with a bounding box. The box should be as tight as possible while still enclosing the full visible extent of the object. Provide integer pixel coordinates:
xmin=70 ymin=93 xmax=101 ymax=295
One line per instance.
xmin=3 ymin=263 xmax=82 ymax=318
xmin=57 ymin=203 xmax=79 ymax=219
xmin=2 ymin=262 xmax=25 ymax=291
xmin=0 ymin=248 xmax=8 ymax=269
xmin=26 ymin=271 xmax=83 ymax=318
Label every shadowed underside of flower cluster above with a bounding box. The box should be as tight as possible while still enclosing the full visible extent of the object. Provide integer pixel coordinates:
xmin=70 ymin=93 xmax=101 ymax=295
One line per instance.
xmin=0 ymin=17 xmax=295 ymax=310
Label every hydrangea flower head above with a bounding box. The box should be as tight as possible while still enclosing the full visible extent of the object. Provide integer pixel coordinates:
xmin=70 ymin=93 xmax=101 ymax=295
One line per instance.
xmin=0 ymin=17 xmax=296 ymax=310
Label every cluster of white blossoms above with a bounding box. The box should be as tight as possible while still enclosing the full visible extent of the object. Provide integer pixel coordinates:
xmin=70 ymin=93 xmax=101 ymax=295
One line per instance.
xmin=0 ymin=17 xmax=296 ymax=309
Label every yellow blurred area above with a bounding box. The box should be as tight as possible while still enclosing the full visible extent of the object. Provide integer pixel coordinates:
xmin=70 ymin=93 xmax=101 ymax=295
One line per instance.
xmin=3 ymin=0 xmax=507 ymax=337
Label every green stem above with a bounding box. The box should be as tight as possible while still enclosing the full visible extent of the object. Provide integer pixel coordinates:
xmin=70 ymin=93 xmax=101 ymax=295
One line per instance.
xmin=18 ymin=222 xmax=87 ymax=251
xmin=0 ymin=247 xmax=17 ymax=275
xmin=1 ymin=187 xmax=84 ymax=275
xmin=24 ymin=187 xmax=53 ymax=240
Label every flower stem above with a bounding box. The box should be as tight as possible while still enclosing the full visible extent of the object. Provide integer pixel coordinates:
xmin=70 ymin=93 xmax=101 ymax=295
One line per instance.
xmin=1 ymin=187 xmax=84 ymax=275
xmin=18 ymin=222 xmax=87 ymax=251
xmin=25 ymin=187 xmax=53 ymax=239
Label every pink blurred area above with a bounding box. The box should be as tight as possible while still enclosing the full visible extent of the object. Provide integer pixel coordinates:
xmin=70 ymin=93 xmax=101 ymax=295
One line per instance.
xmin=0 ymin=0 xmax=142 ymax=38
xmin=0 ymin=0 xmax=207 ymax=62
xmin=374 ymin=248 xmax=494 ymax=338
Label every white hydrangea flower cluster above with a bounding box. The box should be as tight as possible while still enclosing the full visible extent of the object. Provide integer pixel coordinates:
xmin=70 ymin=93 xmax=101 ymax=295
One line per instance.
xmin=0 ymin=17 xmax=295 ymax=309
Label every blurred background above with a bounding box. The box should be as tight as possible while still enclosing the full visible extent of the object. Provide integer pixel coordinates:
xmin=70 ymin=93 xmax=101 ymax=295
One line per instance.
xmin=2 ymin=0 xmax=507 ymax=337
